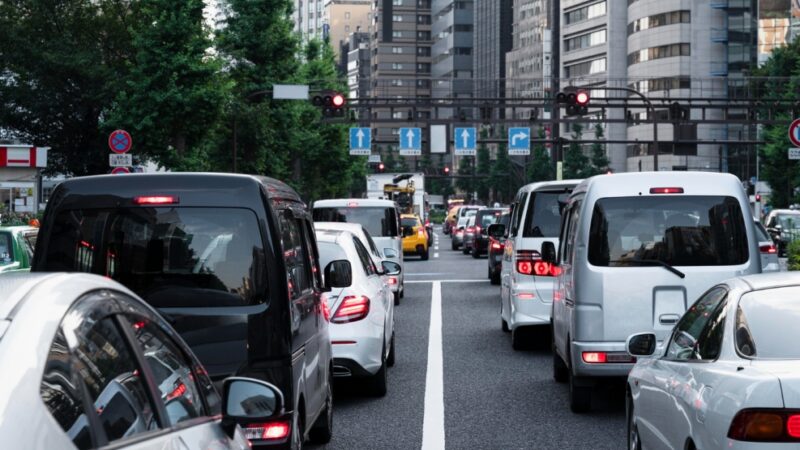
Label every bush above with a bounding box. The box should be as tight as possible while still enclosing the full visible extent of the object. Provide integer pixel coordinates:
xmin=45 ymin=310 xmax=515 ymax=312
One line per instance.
xmin=787 ymin=240 xmax=800 ymax=271
xmin=428 ymin=210 xmax=446 ymax=224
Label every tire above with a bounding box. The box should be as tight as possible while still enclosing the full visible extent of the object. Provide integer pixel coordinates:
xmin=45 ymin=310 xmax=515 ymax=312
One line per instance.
xmin=291 ymin=408 xmax=305 ymax=450
xmin=627 ymin=395 xmax=642 ymax=450
xmin=400 ymin=287 xmax=404 ymax=299
xmin=394 ymin=291 xmax=400 ymax=306
xmin=568 ymin=370 xmax=592 ymax=413
xmin=490 ymin=269 xmax=501 ymax=285
xmin=471 ymin=246 xmax=480 ymax=259
xmin=553 ymin=351 xmax=568 ymax=383
xmin=451 ymin=240 xmax=458 ymax=251
xmin=501 ymin=318 xmax=510 ymax=333
xmin=368 ymin=346 xmax=388 ymax=397
xmin=511 ymin=327 xmax=528 ymax=350
xmin=421 ymin=247 xmax=429 ymax=260
xmin=309 ymin=372 xmax=333 ymax=444
xmin=387 ymin=334 xmax=396 ymax=367
xmin=462 ymin=245 xmax=470 ymax=255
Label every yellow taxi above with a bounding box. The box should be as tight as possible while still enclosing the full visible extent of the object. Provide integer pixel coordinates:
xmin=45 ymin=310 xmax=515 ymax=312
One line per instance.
xmin=401 ymin=214 xmax=429 ymax=260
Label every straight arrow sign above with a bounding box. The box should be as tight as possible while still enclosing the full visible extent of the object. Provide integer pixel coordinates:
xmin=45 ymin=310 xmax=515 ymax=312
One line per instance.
xmin=357 ymin=129 xmax=365 ymax=148
xmin=407 ymin=129 xmax=416 ymax=149
xmin=454 ymin=127 xmax=476 ymax=155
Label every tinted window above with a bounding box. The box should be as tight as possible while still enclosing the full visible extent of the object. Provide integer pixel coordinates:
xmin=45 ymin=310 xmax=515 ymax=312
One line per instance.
xmin=361 ymin=227 xmax=382 ymax=257
xmin=588 ymin=196 xmax=749 ymax=267
xmin=476 ymin=210 xmax=504 ymax=228
xmin=23 ymin=231 xmax=37 ymax=262
xmin=318 ymin=241 xmax=347 ymax=268
xmin=401 ymin=218 xmax=418 ymax=228
xmin=39 ymin=208 xmax=267 ymax=307
xmin=754 ymin=222 xmax=770 ymax=241
xmin=737 ymin=287 xmax=800 ymax=359
xmin=313 ymin=207 xmax=399 ymax=237
xmin=522 ymin=192 xmax=570 ymax=238
xmin=0 ymin=232 xmax=14 ymax=266
xmin=279 ymin=212 xmax=313 ymax=299
xmin=666 ymin=287 xmax=727 ymax=361
xmin=776 ymin=214 xmax=800 ymax=230
xmin=73 ymin=317 xmax=156 ymax=442
xmin=353 ymin=237 xmax=376 ymax=276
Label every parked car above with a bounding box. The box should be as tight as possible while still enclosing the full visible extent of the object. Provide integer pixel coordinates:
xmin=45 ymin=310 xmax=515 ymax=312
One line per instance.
xmin=0 ymin=272 xmax=293 ymax=449
xmin=316 ymin=229 xmax=399 ymax=396
xmin=754 ymin=220 xmax=780 ymax=272
xmin=487 ymin=212 xmax=511 ymax=285
xmin=462 ymin=215 xmax=477 ymax=255
xmin=400 ymin=214 xmax=429 ymax=260
xmin=765 ymin=209 xmax=800 ymax=256
xmin=451 ymin=208 xmax=480 ymax=250
xmin=313 ymin=199 xmax=405 ymax=304
xmin=550 ymin=172 xmax=761 ymax=413
xmin=0 ymin=225 xmax=37 ymax=273
xmin=626 ymin=273 xmax=800 ymax=450
xmin=32 ymin=173 xmax=334 ymax=447
xmin=315 ymin=221 xmax=401 ymax=305
xmin=500 ymin=180 xmax=579 ymax=350
xmin=470 ymin=208 xmax=507 ymax=259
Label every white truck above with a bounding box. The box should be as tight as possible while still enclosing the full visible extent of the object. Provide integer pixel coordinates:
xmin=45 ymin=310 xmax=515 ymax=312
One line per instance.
xmin=366 ymin=173 xmax=427 ymax=219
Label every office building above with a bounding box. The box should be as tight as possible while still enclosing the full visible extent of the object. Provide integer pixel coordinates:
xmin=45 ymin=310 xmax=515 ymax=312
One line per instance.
xmin=474 ymin=0 xmax=513 ymax=100
xmin=324 ymin=0 xmax=372 ymax=61
xmin=431 ymin=0 xmax=474 ymax=118
xmin=347 ymin=31 xmax=371 ymax=100
xmin=294 ymin=0 xmax=326 ymax=39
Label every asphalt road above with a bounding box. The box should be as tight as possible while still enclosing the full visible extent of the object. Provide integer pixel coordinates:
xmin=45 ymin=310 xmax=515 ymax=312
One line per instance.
xmin=309 ymin=228 xmax=626 ymax=450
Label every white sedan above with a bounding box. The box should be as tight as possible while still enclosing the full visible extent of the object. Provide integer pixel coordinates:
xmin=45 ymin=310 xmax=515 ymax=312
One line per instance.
xmin=626 ymin=273 xmax=800 ymax=450
xmin=316 ymin=229 xmax=398 ymax=396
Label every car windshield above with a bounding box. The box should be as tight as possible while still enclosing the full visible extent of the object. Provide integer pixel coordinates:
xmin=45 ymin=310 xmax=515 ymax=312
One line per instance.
xmin=737 ymin=287 xmax=800 ymax=359
xmin=777 ymin=215 xmax=800 ymax=230
xmin=588 ymin=196 xmax=749 ymax=267
xmin=313 ymin=207 xmax=399 ymax=238
xmin=37 ymin=207 xmax=267 ymax=307
xmin=477 ymin=210 xmax=504 ymax=227
xmin=522 ymin=191 xmax=570 ymax=238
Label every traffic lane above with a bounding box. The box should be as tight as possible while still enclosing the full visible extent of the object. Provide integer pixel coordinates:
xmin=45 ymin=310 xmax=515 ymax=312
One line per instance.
xmin=442 ymin=281 xmax=626 ymax=449
xmin=308 ymin=282 xmax=431 ymax=449
xmin=403 ymin=230 xmax=489 ymax=282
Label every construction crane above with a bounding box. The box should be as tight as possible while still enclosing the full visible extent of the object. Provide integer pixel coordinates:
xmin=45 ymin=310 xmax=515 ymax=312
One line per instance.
xmin=383 ymin=174 xmax=416 ymax=215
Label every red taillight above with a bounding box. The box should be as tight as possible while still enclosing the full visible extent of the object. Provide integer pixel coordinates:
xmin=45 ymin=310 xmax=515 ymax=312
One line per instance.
xmin=788 ymin=415 xmax=800 ymax=438
xmin=166 ymin=382 xmax=187 ymax=401
xmin=387 ymin=277 xmax=398 ymax=285
xmin=728 ymin=409 xmax=795 ymax=441
xmin=321 ymin=294 xmax=331 ymax=321
xmin=582 ymin=352 xmax=607 ymax=364
xmin=332 ymin=296 xmax=370 ymax=323
xmin=491 ymin=242 xmax=502 ymax=250
xmin=649 ymin=187 xmax=684 ymax=194
xmin=244 ymin=421 xmax=291 ymax=441
xmin=760 ymin=244 xmax=778 ymax=254
xmin=475 ymin=226 xmax=481 ymax=234
xmin=425 ymin=220 xmax=430 ymax=226
xmin=347 ymin=201 xmax=359 ymax=207
xmin=133 ymin=195 xmax=179 ymax=205
xmin=418 ymin=229 xmax=425 ymax=238
xmin=517 ymin=260 xmax=534 ymax=275
xmin=516 ymin=251 xmax=559 ymax=276
xmin=466 ymin=226 xmax=475 ymax=233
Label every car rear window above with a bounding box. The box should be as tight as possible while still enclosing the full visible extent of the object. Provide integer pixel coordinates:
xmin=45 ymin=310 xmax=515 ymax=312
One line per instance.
xmin=477 ymin=210 xmax=504 ymax=227
xmin=522 ymin=192 xmax=570 ymax=238
xmin=588 ymin=196 xmax=749 ymax=267
xmin=318 ymin=241 xmax=347 ymax=268
xmin=37 ymin=207 xmax=267 ymax=307
xmin=754 ymin=222 xmax=770 ymax=242
xmin=401 ymin=218 xmax=418 ymax=228
xmin=313 ymin=207 xmax=398 ymax=238
xmin=737 ymin=287 xmax=800 ymax=359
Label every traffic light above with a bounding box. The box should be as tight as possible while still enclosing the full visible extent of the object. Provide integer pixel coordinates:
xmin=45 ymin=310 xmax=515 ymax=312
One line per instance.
xmin=443 ymin=166 xmax=450 ymax=175
xmin=378 ymin=162 xmax=385 ymax=172
xmin=669 ymin=102 xmax=689 ymax=121
xmin=556 ymin=88 xmax=589 ymax=116
xmin=312 ymin=90 xmax=346 ymax=117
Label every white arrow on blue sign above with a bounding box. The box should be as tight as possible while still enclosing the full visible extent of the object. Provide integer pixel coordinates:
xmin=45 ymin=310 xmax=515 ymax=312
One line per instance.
xmin=454 ymin=127 xmax=476 ymax=155
xmin=349 ymin=127 xmax=371 ymax=155
xmin=399 ymin=128 xmax=422 ymax=155
xmin=508 ymin=127 xmax=531 ymax=155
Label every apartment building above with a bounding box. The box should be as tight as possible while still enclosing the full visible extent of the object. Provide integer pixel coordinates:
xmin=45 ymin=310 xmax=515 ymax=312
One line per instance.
xmin=325 ymin=0 xmax=372 ymax=61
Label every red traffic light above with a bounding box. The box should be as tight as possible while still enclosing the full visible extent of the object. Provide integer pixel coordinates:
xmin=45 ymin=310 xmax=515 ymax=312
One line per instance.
xmin=378 ymin=163 xmax=385 ymax=171
xmin=444 ymin=166 xmax=450 ymax=174
xmin=332 ymin=94 xmax=345 ymax=107
xmin=756 ymin=194 xmax=762 ymax=202
xmin=576 ymin=91 xmax=589 ymax=105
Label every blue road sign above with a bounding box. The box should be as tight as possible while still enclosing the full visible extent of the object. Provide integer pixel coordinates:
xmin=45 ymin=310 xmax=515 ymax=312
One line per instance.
xmin=399 ymin=127 xmax=422 ymax=155
xmin=508 ymin=127 xmax=531 ymax=155
xmin=454 ymin=127 xmax=476 ymax=155
xmin=349 ymin=127 xmax=371 ymax=155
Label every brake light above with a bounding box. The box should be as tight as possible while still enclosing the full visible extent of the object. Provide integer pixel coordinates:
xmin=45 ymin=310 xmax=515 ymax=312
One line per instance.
xmin=321 ymin=294 xmax=331 ymax=321
xmin=582 ymin=352 xmax=607 ymax=364
xmin=466 ymin=226 xmax=475 ymax=233
xmin=788 ymin=416 xmax=800 ymax=438
xmin=332 ymin=296 xmax=370 ymax=323
xmin=418 ymin=229 xmax=425 ymax=238
xmin=516 ymin=250 xmax=560 ymax=276
xmin=760 ymin=244 xmax=778 ymax=254
xmin=347 ymin=201 xmax=359 ymax=207
xmin=728 ymin=409 xmax=800 ymax=441
xmin=166 ymin=382 xmax=187 ymax=401
xmin=491 ymin=242 xmax=503 ymax=250
xmin=387 ymin=276 xmax=398 ymax=285
xmin=425 ymin=220 xmax=430 ymax=226
xmin=133 ymin=195 xmax=179 ymax=205
xmin=649 ymin=187 xmax=684 ymax=194
xmin=517 ymin=260 xmax=533 ymax=275
xmin=244 ymin=421 xmax=291 ymax=441
xmin=475 ymin=226 xmax=481 ymax=234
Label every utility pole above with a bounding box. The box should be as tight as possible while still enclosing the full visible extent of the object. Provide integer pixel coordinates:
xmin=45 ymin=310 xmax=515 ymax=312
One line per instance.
xmin=550 ymin=0 xmax=561 ymax=175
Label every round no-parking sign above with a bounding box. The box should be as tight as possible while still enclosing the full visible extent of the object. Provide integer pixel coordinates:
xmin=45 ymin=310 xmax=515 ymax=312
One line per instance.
xmin=789 ymin=119 xmax=800 ymax=148
xmin=111 ymin=167 xmax=130 ymax=175
xmin=108 ymin=129 xmax=132 ymax=154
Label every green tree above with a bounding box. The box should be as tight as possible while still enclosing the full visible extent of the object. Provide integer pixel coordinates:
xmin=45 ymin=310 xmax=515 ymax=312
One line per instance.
xmin=588 ymin=123 xmax=610 ymax=175
xmin=456 ymin=156 xmax=476 ymax=196
xmin=563 ymin=123 xmax=591 ymax=179
xmin=475 ymin=128 xmax=492 ymax=202
xmin=528 ymin=127 xmax=555 ymax=182
xmin=490 ymin=141 xmax=515 ymax=203
xmin=383 ymin=146 xmax=397 ymax=171
xmin=109 ymin=0 xmax=228 ymax=172
xmin=0 ymin=0 xmax=142 ymax=175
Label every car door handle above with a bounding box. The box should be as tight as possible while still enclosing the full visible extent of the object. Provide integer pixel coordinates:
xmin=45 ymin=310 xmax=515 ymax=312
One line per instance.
xmin=659 ymin=314 xmax=680 ymax=325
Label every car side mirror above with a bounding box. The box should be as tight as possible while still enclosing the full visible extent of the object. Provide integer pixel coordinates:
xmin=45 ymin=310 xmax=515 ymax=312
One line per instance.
xmin=221 ymin=377 xmax=284 ymax=439
xmin=487 ymin=224 xmax=506 ymax=239
xmin=541 ymin=241 xmax=557 ymax=264
xmin=324 ymin=260 xmax=352 ymax=290
xmin=383 ymin=248 xmax=398 ymax=259
xmin=626 ymin=333 xmax=657 ymax=357
xmin=382 ymin=260 xmax=401 ymax=275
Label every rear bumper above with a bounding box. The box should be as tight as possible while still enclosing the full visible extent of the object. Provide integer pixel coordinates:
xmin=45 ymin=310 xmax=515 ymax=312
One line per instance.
xmin=402 ymin=237 xmax=426 ymax=253
xmin=331 ymin=331 xmax=383 ymax=376
xmin=570 ymin=341 xmax=634 ymax=378
xmin=509 ymin=279 xmax=553 ymax=328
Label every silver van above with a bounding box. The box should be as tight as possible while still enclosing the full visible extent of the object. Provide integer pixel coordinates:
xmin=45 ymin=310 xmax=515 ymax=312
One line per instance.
xmin=313 ymin=199 xmax=404 ymax=303
xmin=499 ymin=180 xmax=580 ymax=350
xmin=548 ymin=172 xmax=760 ymax=413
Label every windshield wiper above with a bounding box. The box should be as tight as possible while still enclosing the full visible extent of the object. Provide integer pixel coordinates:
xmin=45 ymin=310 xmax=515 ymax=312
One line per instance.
xmin=608 ymin=259 xmax=686 ymax=279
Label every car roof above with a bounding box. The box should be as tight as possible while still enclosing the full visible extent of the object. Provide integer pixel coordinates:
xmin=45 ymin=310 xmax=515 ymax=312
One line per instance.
xmin=315 ymin=229 xmax=353 ymax=245
xmin=727 ymin=272 xmax=800 ymax=293
xmin=315 ymin=221 xmax=366 ymax=235
xmin=0 ymin=226 xmax=37 ymax=233
xmin=516 ymin=179 xmax=581 ymax=194
xmin=769 ymin=209 xmax=800 ymax=215
xmin=571 ymin=171 xmax=745 ymax=198
xmin=314 ymin=198 xmax=397 ymax=208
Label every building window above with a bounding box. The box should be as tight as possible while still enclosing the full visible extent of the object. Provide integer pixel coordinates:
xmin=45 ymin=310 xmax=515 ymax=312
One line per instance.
xmin=628 ymin=43 xmax=690 ymax=65
xmin=392 ymin=46 xmax=403 ymax=54
xmin=564 ymin=29 xmax=607 ymax=52
xmin=392 ymin=63 xmax=403 ymax=70
xmin=345 ymin=11 xmax=351 ymax=20
xmin=628 ymin=77 xmax=691 ymax=93
xmin=564 ymin=57 xmax=606 ymax=77
xmin=391 ymin=79 xmax=404 ymax=86
xmin=393 ymin=15 xmax=403 ymax=22
xmin=564 ymin=1 xmax=606 ymax=25
xmin=393 ymin=0 xmax=403 ymax=5
xmin=628 ymin=10 xmax=690 ymax=35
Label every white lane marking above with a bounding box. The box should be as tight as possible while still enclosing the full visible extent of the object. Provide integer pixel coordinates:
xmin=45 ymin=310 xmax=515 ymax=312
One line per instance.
xmin=406 ymin=279 xmax=486 ymax=284
xmin=434 ymin=252 xmax=439 ymax=258
xmin=422 ymin=281 xmax=444 ymax=450
xmin=407 ymin=272 xmax=450 ymax=276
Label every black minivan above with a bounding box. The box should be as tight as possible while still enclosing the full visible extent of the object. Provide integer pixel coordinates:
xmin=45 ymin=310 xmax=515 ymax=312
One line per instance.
xmin=33 ymin=173 xmax=333 ymax=449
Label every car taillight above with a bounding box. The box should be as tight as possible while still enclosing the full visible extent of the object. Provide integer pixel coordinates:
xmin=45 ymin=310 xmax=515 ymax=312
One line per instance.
xmin=321 ymin=294 xmax=331 ymax=321
xmin=581 ymin=352 xmax=636 ymax=364
xmin=387 ymin=277 xmax=398 ymax=285
xmin=418 ymin=229 xmax=425 ymax=238
xmin=582 ymin=352 xmax=607 ymax=363
xmin=491 ymin=242 xmax=503 ymax=250
xmin=649 ymin=187 xmax=684 ymax=194
xmin=728 ymin=409 xmax=800 ymax=442
xmin=166 ymin=382 xmax=187 ymax=401
xmin=133 ymin=195 xmax=179 ymax=205
xmin=466 ymin=226 xmax=475 ymax=233
xmin=516 ymin=251 xmax=560 ymax=276
xmin=475 ymin=226 xmax=481 ymax=234
xmin=243 ymin=421 xmax=291 ymax=441
xmin=332 ymin=296 xmax=370 ymax=323
xmin=760 ymin=244 xmax=778 ymax=254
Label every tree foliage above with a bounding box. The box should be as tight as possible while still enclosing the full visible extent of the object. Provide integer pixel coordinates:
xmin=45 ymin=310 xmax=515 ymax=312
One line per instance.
xmin=563 ymin=124 xmax=592 ymax=179
xmin=588 ymin=124 xmax=610 ymax=175
xmin=528 ymin=127 xmax=554 ymax=182
xmin=475 ymin=128 xmax=491 ymax=201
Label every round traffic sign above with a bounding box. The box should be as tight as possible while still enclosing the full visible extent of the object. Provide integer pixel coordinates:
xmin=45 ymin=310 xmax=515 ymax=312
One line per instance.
xmin=111 ymin=167 xmax=130 ymax=175
xmin=108 ymin=129 xmax=132 ymax=154
xmin=789 ymin=119 xmax=800 ymax=148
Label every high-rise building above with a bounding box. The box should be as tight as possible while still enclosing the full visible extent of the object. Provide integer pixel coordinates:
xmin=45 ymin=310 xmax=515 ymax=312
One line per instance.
xmin=505 ymin=0 xmax=550 ymax=119
xmin=473 ymin=0 xmax=513 ymax=100
xmin=758 ymin=0 xmax=799 ymax=65
xmin=324 ymin=0 xmax=372 ymax=62
xmin=347 ymin=31 xmax=371 ymax=100
xmin=294 ymin=0 xmax=326 ymax=39
xmin=431 ymin=0 xmax=474 ymax=118
xmin=369 ymin=0 xmax=433 ymax=144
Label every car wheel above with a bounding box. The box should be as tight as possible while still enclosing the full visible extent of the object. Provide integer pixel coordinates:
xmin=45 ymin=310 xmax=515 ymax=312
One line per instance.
xmin=462 ymin=245 xmax=470 ymax=255
xmin=568 ymin=369 xmax=592 ymax=413
xmin=394 ymin=291 xmax=400 ymax=306
xmin=490 ymin=270 xmax=501 ymax=285
xmin=501 ymin=318 xmax=510 ymax=333
xmin=421 ymin=247 xmax=429 ymax=260
xmin=451 ymin=240 xmax=458 ymax=251
xmin=627 ymin=395 xmax=642 ymax=450
xmin=309 ymin=372 xmax=333 ymax=444
xmin=471 ymin=247 xmax=480 ymax=259
xmin=400 ymin=287 xmax=404 ymax=299
xmin=368 ymin=345 xmax=388 ymax=397
xmin=553 ymin=351 xmax=568 ymax=383
xmin=511 ymin=327 xmax=528 ymax=350
xmin=387 ymin=333 xmax=396 ymax=367
xmin=291 ymin=408 xmax=304 ymax=450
